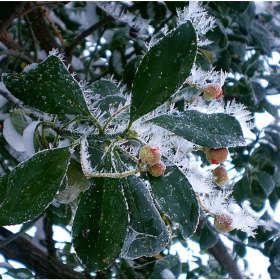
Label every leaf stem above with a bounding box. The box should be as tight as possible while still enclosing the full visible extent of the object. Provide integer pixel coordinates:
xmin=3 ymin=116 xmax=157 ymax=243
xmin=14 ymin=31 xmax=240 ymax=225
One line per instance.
xmin=103 ymin=104 xmax=130 ymax=132
xmin=84 ymin=167 xmax=143 ymax=179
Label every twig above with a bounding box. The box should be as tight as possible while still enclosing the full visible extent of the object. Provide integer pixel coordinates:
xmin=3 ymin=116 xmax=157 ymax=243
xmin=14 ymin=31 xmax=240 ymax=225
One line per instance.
xmin=0 ymin=215 xmax=42 ymax=248
xmin=19 ymin=2 xmax=68 ymax=18
xmin=40 ymin=6 xmax=66 ymax=48
xmin=65 ymin=16 xmax=114 ymax=57
xmin=0 ymin=50 xmax=34 ymax=64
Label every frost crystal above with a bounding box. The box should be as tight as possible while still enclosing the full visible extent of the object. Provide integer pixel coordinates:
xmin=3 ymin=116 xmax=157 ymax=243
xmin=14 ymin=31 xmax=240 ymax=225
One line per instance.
xmin=187 ymin=66 xmax=228 ymax=88
xmin=176 ymin=2 xmax=216 ymax=46
xmin=201 ymin=190 xmax=261 ymax=236
xmin=48 ymin=48 xmax=64 ymax=60
xmin=187 ymin=166 xmax=215 ymax=194
xmin=96 ymin=1 xmax=150 ymax=32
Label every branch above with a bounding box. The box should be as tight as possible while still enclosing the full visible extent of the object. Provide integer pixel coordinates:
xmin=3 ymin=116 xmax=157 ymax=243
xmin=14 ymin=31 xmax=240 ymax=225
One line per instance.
xmin=19 ymin=1 xmax=69 ymax=18
xmin=26 ymin=4 xmax=61 ymax=54
xmin=65 ymin=16 xmax=114 ymax=58
xmin=0 ymin=2 xmax=27 ymax=37
xmin=208 ymin=239 xmax=244 ymax=279
xmin=0 ymin=227 xmax=86 ymax=279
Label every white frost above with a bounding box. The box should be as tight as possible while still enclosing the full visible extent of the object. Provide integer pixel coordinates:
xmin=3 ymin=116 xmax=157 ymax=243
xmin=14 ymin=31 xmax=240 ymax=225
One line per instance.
xmin=3 ymin=116 xmax=25 ymax=152
xmin=161 ymin=269 xmax=176 ymax=279
xmin=23 ymin=121 xmax=40 ymax=156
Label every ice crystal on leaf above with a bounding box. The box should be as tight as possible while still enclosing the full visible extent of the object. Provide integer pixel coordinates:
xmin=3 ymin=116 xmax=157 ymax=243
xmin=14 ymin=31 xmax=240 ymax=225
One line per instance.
xmin=187 ymin=98 xmax=253 ymax=136
xmin=187 ymin=166 xmax=215 ymax=194
xmin=187 ymin=66 xmax=228 ymax=88
xmin=48 ymin=48 xmax=64 ymax=61
xmin=176 ymin=2 xmax=216 ymax=46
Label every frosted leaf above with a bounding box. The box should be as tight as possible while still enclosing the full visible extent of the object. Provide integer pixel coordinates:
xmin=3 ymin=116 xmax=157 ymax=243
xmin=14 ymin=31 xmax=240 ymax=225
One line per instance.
xmin=3 ymin=116 xmax=25 ymax=152
xmin=120 ymin=226 xmax=169 ymax=259
xmin=187 ymin=98 xmax=253 ymax=136
xmin=22 ymin=121 xmax=41 ymax=156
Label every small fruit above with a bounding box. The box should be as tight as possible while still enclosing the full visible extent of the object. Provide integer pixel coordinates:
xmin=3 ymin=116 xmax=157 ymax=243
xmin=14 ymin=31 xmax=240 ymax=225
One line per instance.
xmin=139 ymin=145 xmax=161 ymax=166
xmin=214 ymin=213 xmax=234 ymax=233
xmin=206 ymin=148 xmax=228 ymax=165
xmin=149 ymin=161 xmax=166 ymax=177
xmin=203 ymin=83 xmax=223 ymax=100
xmin=213 ymin=166 xmax=229 ymax=186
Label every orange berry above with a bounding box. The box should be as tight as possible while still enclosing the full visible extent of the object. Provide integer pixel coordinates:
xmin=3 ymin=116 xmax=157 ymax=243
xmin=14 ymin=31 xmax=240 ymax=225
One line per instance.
xmin=214 ymin=213 xmax=234 ymax=233
xmin=206 ymin=148 xmax=228 ymax=165
xmin=149 ymin=161 xmax=166 ymax=177
xmin=139 ymin=145 xmax=161 ymax=166
xmin=213 ymin=166 xmax=229 ymax=186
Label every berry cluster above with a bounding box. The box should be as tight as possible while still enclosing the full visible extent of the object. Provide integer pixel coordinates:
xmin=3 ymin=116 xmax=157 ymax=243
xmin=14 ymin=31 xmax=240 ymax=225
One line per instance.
xmin=139 ymin=145 xmax=166 ymax=177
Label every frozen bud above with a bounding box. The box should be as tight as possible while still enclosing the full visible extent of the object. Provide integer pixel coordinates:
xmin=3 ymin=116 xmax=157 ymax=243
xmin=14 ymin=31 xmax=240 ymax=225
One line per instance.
xmin=149 ymin=161 xmax=166 ymax=177
xmin=206 ymin=148 xmax=228 ymax=165
xmin=139 ymin=145 xmax=161 ymax=166
xmin=214 ymin=213 xmax=234 ymax=233
xmin=203 ymin=83 xmax=223 ymax=100
xmin=213 ymin=166 xmax=229 ymax=186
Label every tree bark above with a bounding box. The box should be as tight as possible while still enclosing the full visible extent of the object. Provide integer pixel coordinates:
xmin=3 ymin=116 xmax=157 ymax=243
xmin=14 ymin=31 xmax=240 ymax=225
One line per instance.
xmin=0 ymin=227 xmax=86 ymax=279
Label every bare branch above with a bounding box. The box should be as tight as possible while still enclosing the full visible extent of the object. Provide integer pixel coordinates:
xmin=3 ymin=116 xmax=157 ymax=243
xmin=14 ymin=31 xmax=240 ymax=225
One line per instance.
xmin=0 ymin=227 xmax=86 ymax=279
xmin=0 ymin=2 xmax=27 ymax=37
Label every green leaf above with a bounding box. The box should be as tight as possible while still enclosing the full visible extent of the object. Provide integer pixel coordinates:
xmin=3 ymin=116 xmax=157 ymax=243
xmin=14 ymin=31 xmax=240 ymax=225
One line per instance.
xmin=120 ymin=175 xmax=170 ymax=259
xmin=4 ymin=268 xmax=34 ymax=279
xmin=0 ymin=146 xmax=71 ymax=226
xmin=199 ymin=222 xmax=218 ymax=251
xmin=225 ymin=2 xmax=250 ymax=13
xmin=233 ymin=173 xmax=251 ymax=203
xmin=46 ymin=201 xmax=72 ymax=227
xmin=149 ymin=164 xmax=199 ymax=238
xmin=149 ymin=255 xmax=182 ymax=279
xmin=146 ymin=110 xmax=245 ymax=148
xmin=250 ymin=179 xmax=267 ymax=212
xmin=10 ymin=111 xmax=28 ymax=135
xmin=252 ymin=171 xmax=275 ymax=197
xmin=123 ymin=55 xmax=143 ymax=90
xmin=130 ymin=22 xmax=197 ymax=122
xmin=56 ymin=159 xmax=89 ymax=204
xmin=72 ymin=176 xmax=128 ymax=271
xmin=2 ymin=55 xmax=90 ymax=116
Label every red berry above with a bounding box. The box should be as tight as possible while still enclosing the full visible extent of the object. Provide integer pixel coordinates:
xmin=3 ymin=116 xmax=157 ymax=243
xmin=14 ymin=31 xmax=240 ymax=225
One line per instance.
xmin=217 ymin=88 xmax=223 ymax=98
xmin=206 ymin=148 xmax=228 ymax=165
xmin=213 ymin=166 xmax=229 ymax=186
xmin=203 ymin=83 xmax=222 ymax=101
xmin=214 ymin=213 xmax=234 ymax=233
xmin=139 ymin=145 xmax=161 ymax=166
xmin=149 ymin=161 xmax=166 ymax=177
